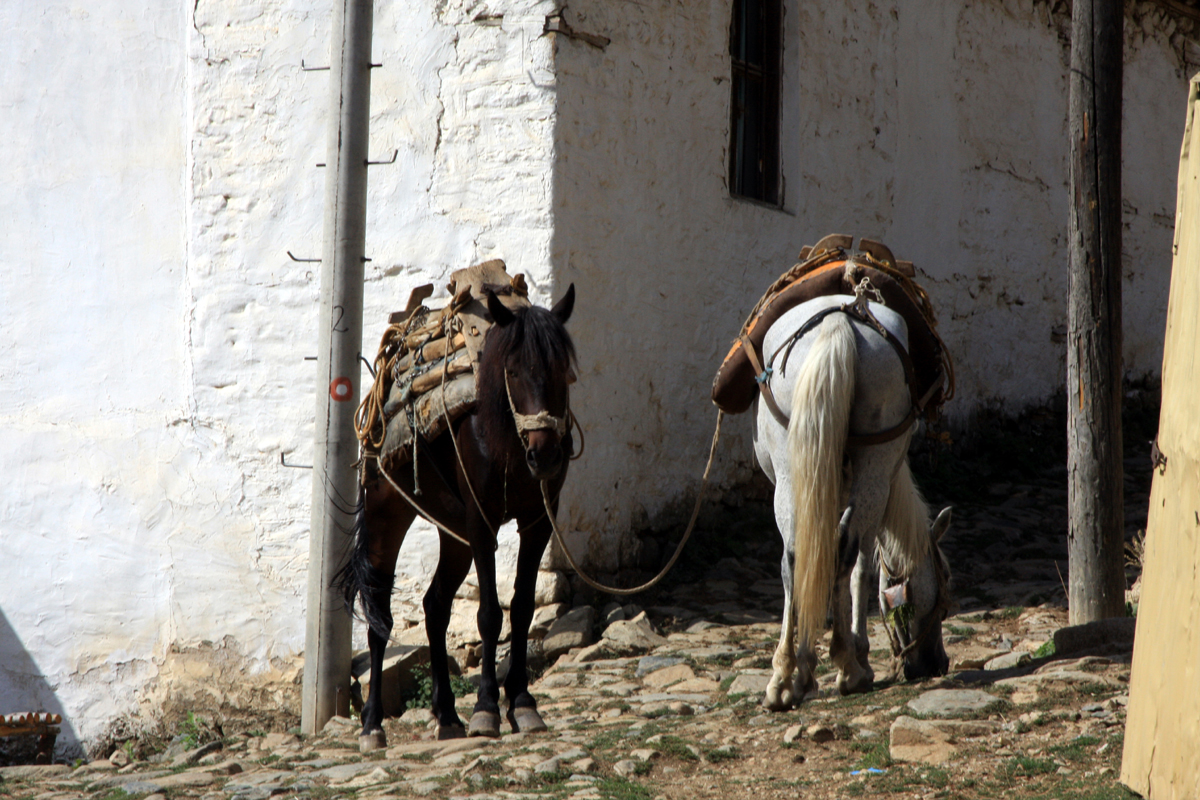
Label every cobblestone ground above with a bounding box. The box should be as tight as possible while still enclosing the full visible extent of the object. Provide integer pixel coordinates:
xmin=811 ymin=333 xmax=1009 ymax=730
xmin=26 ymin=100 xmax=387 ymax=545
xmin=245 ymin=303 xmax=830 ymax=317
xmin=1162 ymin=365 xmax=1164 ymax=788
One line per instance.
xmin=0 ymin=401 xmax=1153 ymax=800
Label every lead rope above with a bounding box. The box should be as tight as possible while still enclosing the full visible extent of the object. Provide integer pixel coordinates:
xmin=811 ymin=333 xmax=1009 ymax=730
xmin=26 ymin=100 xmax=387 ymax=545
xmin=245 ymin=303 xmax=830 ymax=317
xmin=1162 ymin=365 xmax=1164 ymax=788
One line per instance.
xmin=538 ymin=410 xmax=724 ymax=597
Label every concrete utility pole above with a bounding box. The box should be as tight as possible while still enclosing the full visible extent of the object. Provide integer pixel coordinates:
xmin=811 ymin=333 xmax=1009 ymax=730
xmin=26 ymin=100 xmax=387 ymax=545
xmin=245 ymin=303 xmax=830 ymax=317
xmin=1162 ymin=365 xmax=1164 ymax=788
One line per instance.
xmin=1067 ymin=0 xmax=1125 ymax=624
xmin=302 ymin=0 xmax=375 ymax=734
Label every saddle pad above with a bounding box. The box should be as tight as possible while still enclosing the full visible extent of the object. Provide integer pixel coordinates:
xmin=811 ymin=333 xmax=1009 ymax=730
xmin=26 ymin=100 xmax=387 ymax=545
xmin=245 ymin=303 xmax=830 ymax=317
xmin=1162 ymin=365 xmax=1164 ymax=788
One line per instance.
xmin=712 ymin=246 xmax=950 ymax=420
xmin=380 ymin=371 xmax=477 ymax=471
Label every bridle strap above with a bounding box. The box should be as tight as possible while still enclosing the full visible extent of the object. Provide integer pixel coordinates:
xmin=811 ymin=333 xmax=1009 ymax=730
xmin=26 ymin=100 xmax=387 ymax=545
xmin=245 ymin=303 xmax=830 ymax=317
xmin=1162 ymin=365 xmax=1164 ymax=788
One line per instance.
xmin=504 ymin=371 xmax=569 ymax=443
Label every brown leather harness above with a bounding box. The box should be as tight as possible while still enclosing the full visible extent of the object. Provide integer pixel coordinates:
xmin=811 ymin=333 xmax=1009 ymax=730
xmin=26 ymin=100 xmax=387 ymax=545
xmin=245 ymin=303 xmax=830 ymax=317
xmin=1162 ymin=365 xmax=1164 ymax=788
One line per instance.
xmin=745 ymin=279 xmax=945 ymax=447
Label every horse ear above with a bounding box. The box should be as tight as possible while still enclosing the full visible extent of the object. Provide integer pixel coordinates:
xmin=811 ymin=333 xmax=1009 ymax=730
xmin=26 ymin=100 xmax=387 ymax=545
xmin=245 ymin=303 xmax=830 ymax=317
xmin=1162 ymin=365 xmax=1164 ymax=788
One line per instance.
xmin=551 ymin=283 xmax=575 ymax=325
xmin=930 ymin=506 xmax=952 ymax=543
xmin=487 ymin=290 xmax=516 ymax=327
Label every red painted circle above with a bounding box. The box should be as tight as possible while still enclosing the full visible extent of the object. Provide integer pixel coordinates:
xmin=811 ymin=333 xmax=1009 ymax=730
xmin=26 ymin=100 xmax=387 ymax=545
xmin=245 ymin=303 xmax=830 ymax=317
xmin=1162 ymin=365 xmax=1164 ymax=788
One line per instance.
xmin=330 ymin=377 xmax=353 ymax=401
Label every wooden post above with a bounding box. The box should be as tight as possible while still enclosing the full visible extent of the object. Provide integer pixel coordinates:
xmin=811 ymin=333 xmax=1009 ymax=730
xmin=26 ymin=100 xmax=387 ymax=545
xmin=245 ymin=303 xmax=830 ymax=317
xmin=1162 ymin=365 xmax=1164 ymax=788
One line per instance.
xmin=301 ymin=0 xmax=374 ymax=734
xmin=1067 ymin=0 xmax=1125 ymax=624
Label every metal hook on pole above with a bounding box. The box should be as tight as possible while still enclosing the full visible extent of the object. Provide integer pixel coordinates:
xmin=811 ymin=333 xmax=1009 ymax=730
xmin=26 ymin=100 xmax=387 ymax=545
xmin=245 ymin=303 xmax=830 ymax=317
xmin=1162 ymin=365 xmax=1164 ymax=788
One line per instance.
xmin=288 ymin=251 xmax=322 ymax=263
xmin=366 ymin=149 xmax=398 ymax=166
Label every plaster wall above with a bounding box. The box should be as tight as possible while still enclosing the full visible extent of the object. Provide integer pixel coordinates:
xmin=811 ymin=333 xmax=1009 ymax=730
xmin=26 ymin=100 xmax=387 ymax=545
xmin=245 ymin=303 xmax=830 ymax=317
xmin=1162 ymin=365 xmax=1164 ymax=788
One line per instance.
xmin=549 ymin=0 xmax=1185 ymax=556
xmin=0 ymin=0 xmax=560 ymax=753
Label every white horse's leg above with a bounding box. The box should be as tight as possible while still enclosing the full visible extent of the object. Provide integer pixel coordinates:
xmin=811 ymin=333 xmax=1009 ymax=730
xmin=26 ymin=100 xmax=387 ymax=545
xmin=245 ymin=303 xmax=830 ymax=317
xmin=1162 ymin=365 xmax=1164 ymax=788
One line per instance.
xmin=765 ymin=479 xmax=798 ymax=710
xmin=830 ymin=446 xmax=905 ymax=694
xmin=850 ymin=544 xmax=876 ymax=674
xmin=829 ymin=546 xmax=876 ymax=695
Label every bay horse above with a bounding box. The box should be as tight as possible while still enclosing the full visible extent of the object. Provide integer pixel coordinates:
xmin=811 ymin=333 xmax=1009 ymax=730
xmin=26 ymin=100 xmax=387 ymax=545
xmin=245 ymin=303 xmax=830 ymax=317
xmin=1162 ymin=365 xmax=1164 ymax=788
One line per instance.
xmin=338 ymin=285 xmax=576 ymax=749
xmin=751 ymin=294 xmax=952 ymax=710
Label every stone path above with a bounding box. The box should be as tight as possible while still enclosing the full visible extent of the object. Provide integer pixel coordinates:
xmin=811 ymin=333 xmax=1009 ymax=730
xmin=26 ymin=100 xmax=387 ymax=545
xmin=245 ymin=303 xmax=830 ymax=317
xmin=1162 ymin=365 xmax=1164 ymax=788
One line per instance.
xmin=0 ymin=407 xmax=1152 ymax=800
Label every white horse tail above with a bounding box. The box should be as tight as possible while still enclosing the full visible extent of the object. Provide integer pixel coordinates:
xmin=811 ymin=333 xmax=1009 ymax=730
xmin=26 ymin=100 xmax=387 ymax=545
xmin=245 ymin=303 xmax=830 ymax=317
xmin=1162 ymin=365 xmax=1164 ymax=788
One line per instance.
xmin=788 ymin=312 xmax=857 ymax=649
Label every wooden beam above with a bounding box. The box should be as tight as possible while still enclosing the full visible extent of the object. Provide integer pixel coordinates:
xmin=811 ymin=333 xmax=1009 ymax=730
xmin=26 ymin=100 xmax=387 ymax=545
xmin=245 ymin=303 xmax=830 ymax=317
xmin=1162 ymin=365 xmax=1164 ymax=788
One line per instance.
xmin=1067 ymin=0 xmax=1126 ymax=623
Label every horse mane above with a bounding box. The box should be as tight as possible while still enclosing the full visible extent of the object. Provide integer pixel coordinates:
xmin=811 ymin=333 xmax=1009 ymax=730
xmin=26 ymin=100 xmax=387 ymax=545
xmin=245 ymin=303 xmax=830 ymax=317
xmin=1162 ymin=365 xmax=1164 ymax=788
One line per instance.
xmin=878 ymin=459 xmax=932 ymax=576
xmin=476 ymin=303 xmax=576 ymax=457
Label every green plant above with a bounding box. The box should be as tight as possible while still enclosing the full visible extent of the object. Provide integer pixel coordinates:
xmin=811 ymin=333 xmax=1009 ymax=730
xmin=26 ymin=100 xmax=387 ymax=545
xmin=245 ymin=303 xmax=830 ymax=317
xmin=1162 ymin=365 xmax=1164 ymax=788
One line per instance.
xmin=403 ymin=664 xmax=476 ymax=713
xmin=653 ymin=735 xmax=700 ymax=761
xmin=703 ymin=745 xmax=740 ymax=763
xmin=178 ymin=712 xmax=202 ymax=750
xmin=998 ymin=755 xmax=1056 ymax=780
xmin=1034 ymin=640 xmax=1056 ymax=659
xmin=597 ymin=776 xmax=654 ymax=800
xmin=848 ymin=737 xmax=892 ymax=770
xmin=1048 ymin=735 xmax=1102 ymax=763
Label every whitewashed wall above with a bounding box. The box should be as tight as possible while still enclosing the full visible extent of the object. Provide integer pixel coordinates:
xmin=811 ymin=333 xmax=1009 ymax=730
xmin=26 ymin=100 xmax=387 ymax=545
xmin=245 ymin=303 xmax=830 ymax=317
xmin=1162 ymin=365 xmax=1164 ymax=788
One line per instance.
xmin=0 ymin=0 xmax=560 ymax=755
xmin=551 ymin=0 xmax=1186 ymax=561
xmin=0 ymin=0 xmax=1189 ymax=756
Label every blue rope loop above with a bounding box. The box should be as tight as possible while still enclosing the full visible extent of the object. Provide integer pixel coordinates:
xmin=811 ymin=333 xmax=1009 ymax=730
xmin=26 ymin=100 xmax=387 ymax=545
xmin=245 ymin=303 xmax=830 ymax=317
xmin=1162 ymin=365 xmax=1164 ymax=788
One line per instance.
xmin=755 ymin=367 xmax=773 ymax=385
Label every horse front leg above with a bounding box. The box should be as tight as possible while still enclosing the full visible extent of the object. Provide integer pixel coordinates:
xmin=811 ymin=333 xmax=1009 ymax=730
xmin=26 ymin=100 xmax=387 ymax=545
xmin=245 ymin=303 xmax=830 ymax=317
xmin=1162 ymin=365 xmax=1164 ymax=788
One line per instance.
xmin=424 ymin=534 xmax=473 ymax=739
xmin=505 ymin=516 xmax=553 ymax=732
xmin=468 ymin=518 xmax=504 ymax=738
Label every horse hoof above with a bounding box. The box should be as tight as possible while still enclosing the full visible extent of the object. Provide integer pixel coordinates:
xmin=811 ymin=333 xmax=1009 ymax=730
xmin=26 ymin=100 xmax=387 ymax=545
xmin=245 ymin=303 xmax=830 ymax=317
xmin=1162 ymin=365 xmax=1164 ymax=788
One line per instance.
xmin=359 ymin=730 xmax=387 ymax=752
xmin=507 ymin=706 xmax=548 ymax=733
xmin=468 ymin=711 xmax=501 ymax=738
xmin=437 ymin=723 xmax=466 ymax=740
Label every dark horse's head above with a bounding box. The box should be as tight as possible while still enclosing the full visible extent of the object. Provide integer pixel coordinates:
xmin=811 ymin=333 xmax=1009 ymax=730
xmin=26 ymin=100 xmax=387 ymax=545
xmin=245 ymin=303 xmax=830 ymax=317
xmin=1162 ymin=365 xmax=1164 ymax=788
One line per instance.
xmin=479 ymin=285 xmax=576 ymax=481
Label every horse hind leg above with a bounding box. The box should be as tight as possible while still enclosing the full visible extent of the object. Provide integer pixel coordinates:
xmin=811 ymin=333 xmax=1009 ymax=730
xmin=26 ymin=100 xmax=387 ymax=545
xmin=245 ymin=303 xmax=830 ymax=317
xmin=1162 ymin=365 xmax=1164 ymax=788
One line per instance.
xmin=345 ymin=486 xmax=415 ymax=752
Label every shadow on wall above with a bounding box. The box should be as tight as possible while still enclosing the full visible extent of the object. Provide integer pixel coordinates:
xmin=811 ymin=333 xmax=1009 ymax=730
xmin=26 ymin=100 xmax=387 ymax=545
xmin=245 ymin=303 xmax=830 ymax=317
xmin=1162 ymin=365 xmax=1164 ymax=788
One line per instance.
xmin=0 ymin=609 xmax=79 ymax=764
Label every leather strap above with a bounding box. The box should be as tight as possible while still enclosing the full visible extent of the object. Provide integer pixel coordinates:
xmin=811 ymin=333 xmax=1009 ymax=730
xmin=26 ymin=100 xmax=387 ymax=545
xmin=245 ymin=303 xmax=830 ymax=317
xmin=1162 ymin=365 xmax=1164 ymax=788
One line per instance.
xmin=759 ymin=300 xmax=936 ymax=447
xmin=740 ymin=332 xmax=789 ymax=428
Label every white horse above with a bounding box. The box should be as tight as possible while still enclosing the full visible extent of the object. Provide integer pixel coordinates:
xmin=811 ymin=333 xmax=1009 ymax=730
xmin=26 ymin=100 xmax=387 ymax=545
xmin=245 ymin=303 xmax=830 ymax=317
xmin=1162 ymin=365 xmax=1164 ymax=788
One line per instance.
xmin=751 ymin=294 xmax=952 ymax=710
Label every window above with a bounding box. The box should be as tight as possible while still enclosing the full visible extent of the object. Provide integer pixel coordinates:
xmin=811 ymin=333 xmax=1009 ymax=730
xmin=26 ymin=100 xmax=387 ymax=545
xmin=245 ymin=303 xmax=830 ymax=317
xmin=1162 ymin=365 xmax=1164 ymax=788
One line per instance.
xmin=729 ymin=0 xmax=782 ymax=204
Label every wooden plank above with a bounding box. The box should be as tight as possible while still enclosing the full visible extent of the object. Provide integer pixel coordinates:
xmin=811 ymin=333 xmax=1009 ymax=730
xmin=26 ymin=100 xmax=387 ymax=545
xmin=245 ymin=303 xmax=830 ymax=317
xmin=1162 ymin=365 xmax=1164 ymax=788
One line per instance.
xmin=1121 ymin=74 xmax=1200 ymax=800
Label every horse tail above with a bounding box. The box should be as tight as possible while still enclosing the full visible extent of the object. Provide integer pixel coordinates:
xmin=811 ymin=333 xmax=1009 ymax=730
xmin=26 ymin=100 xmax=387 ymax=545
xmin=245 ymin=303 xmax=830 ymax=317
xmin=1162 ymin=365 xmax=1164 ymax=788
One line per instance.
xmin=332 ymin=486 xmax=395 ymax=639
xmin=787 ymin=312 xmax=857 ymax=649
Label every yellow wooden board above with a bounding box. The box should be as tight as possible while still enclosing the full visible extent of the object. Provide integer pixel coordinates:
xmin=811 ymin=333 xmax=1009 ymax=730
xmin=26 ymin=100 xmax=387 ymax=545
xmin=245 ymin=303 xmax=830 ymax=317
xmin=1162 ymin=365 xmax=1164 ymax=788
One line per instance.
xmin=1121 ymin=73 xmax=1200 ymax=799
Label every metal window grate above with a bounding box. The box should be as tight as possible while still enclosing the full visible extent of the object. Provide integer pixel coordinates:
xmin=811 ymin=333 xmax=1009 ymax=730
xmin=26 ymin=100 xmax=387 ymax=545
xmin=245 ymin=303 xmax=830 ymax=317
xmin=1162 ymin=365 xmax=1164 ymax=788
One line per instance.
xmin=729 ymin=0 xmax=782 ymax=204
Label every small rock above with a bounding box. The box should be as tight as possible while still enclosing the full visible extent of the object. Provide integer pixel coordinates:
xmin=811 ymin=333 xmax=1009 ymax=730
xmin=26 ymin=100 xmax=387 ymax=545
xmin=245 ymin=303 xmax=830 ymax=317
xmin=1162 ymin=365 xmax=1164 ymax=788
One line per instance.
xmin=643 ymin=664 xmax=695 ymax=688
xmin=807 ymin=724 xmax=835 ymax=743
xmin=667 ymin=701 xmax=694 ymax=716
xmin=535 ymin=570 xmax=571 ymax=605
xmin=783 ymin=724 xmax=803 ymax=744
xmin=613 ymin=759 xmax=641 ymax=777
xmin=630 ymin=748 xmax=660 ymax=762
xmin=571 ymin=757 xmax=596 ymax=773
xmin=535 ymin=756 xmax=562 ymax=774
xmin=261 ymin=732 xmax=300 ymax=750
xmin=602 ymin=614 xmax=669 ymax=654
xmin=544 ymin=607 xmax=597 ymax=660
xmin=322 ymin=714 xmax=354 ymax=733
xmin=574 ymin=642 xmax=615 ymax=663
xmin=1053 ymin=618 xmax=1136 ymax=656
xmin=907 ymin=689 xmax=999 ymax=717
xmin=726 ymin=673 xmax=771 ymax=696
xmin=108 ymin=749 xmax=131 ymax=768
xmin=636 ymin=656 xmax=684 ymax=678
xmin=513 ymin=768 xmax=534 ymax=783
xmin=986 ymin=652 xmax=1032 ymax=671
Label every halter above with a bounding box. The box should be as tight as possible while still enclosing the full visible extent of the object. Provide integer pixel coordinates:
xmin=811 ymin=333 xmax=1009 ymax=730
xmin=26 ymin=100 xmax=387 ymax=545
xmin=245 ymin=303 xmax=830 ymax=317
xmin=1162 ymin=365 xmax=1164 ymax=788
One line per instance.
xmin=503 ymin=370 xmax=569 ymax=446
xmin=878 ymin=538 xmax=952 ymax=672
